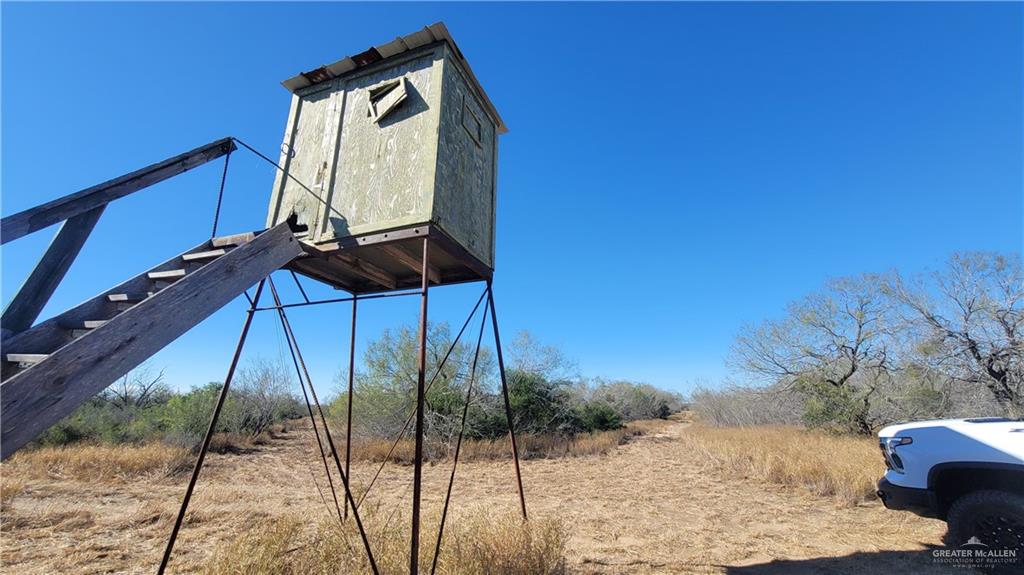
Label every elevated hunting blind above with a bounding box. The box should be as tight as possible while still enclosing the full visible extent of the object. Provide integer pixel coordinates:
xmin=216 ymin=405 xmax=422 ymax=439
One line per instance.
xmin=1 ymin=22 xmax=525 ymax=575
xmin=267 ymin=23 xmax=506 ymax=293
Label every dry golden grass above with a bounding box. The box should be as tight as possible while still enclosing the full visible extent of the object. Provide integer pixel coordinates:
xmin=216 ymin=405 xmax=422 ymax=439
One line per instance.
xmin=207 ymin=432 xmax=261 ymax=453
xmin=207 ymin=423 xmax=298 ymax=453
xmin=4 ymin=442 xmax=191 ymax=482
xmin=0 ymin=420 xmax=663 ymax=497
xmin=346 ymin=436 xmax=417 ymax=463
xmin=347 ymin=420 xmax=668 ymax=464
xmin=1 ymin=416 xmax=949 ymax=575
xmin=668 ymin=409 xmax=696 ymax=423
xmin=1 ymin=426 xmax=290 ymax=484
xmin=452 ymin=426 xmax=640 ymax=461
xmin=198 ymin=510 xmax=566 ymax=575
xmin=1 ymin=474 xmax=25 ymax=510
xmin=678 ymin=423 xmax=883 ymax=505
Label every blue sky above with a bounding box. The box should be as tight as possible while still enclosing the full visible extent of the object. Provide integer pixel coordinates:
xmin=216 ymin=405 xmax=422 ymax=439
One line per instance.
xmin=2 ymin=2 xmax=1021 ymax=396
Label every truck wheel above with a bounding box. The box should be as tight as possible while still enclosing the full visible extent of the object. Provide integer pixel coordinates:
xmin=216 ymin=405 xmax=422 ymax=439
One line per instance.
xmin=947 ymin=490 xmax=1024 ymax=554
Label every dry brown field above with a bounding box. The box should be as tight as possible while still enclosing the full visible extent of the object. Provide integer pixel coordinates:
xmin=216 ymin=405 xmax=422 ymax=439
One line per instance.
xmin=1 ymin=417 xmax=958 ymax=574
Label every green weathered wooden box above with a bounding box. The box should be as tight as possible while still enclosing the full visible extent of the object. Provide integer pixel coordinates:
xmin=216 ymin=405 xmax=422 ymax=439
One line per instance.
xmin=266 ymin=23 xmax=505 ymax=270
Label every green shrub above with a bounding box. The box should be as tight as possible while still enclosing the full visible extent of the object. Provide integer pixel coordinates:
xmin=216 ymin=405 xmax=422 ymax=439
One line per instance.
xmin=797 ymin=378 xmax=873 ymax=434
xmin=589 ymin=380 xmax=683 ymax=421
xmin=31 ymin=359 xmax=302 ymax=450
xmin=160 ymin=383 xmax=226 ymax=445
xmin=32 ymin=328 xmax=680 ymax=457
xmin=575 ymin=401 xmax=622 ymax=431
xmin=507 ymin=370 xmax=578 ymax=434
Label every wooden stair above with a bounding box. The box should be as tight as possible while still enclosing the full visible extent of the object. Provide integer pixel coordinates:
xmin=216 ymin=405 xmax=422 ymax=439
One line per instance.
xmin=0 ymin=222 xmax=303 ymax=459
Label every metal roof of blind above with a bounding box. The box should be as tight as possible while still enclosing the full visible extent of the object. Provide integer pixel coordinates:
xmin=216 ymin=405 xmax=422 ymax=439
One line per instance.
xmin=281 ymin=22 xmax=507 ymax=134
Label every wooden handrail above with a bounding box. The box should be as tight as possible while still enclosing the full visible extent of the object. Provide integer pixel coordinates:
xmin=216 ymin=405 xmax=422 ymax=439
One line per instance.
xmin=0 ymin=137 xmax=236 ymax=339
xmin=0 ymin=136 xmax=235 ymax=244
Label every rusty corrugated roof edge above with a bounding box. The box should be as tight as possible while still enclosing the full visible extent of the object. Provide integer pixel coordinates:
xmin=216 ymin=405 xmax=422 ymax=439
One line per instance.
xmin=281 ymin=22 xmax=508 ymax=134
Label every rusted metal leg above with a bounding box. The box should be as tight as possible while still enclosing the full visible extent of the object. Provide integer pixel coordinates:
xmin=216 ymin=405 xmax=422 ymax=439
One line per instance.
xmin=157 ymin=279 xmax=266 ymax=575
xmin=488 ymin=282 xmax=528 ymax=520
xmin=344 ymin=295 xmax=357 ymax=520
xmin=430 ymin=303 xmax=489 ymax=575
xmin=410 ymin=237 xmax=430 ymax=575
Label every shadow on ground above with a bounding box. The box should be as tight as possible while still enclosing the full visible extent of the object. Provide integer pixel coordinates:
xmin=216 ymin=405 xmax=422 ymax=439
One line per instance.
xmin=723 ymin=545 xmax=1001 ymax=574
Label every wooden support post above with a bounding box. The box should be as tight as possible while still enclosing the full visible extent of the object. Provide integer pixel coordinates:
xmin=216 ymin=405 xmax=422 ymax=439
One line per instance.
xmin=410 ymin=237 xmax=430 ymax=575
xmin=1 ymin=206 xmax=105 ymax=338
xmin=488 ymin=282 xmax=528 ymax=520
xmin=1 ymin=137 xmax=235 ymax=244
xmin=344 ymin=295 xmax=357 ymax=520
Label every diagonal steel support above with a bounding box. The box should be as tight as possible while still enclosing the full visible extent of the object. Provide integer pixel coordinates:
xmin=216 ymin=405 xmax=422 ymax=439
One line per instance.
xmin=488 ymin=281 xmax=528 ymax=520
xmin=430 ymin=302 xmax=489 ymax=575
xmin=353 ymin=287 xmax=488 ymax=512
xmin=268 ymin=278 xmax=345 ymax=526
xmin=273 ymin=280 xmax=381 ymax=575
xmin=157 ymin=278 xmax=266 ymax=575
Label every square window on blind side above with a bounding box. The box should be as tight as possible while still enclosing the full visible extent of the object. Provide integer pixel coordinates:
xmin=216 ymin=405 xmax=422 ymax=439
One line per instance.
xmin=461 ymin=100 xmax=483 ymax=147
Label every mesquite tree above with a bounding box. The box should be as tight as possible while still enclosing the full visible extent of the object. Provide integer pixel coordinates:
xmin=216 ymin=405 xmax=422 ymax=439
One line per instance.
xmin=888 ymin=252 xmax=1023 ymax=418
xmin=730 ymin=275 xmax=898 ymax=434
xmin=103 ymin=363 xmax=170 ymax=410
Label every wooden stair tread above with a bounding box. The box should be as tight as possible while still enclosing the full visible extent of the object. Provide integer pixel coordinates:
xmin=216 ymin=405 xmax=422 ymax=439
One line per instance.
xmin=0 ymin=222 xmax=302 ymax=459
xmin=62 ymin=319 xmax=107 ymax=330
xmin=5 ymin=354 xmax=48 ymax=364
xmin=182 ymin=249 xmax=227 ymax=262
xmin=107 ymin=293 xmax=147 ymax=303
xmin=147 ymin=269 xmax=186 ymax=280
xmin=211 ymin=232 xmax=255 ymax=247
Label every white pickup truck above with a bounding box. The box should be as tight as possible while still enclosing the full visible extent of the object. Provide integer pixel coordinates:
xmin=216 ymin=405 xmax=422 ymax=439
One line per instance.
xmin=876 ymin=417 xmax=1024 ymax=561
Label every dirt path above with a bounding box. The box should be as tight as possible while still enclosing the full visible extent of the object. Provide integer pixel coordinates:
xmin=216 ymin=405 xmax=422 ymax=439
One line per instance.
xmin=2 ymin=420 xmax=954 ymax=574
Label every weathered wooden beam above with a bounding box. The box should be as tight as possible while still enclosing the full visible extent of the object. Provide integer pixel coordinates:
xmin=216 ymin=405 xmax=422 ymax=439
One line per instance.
xmin=289 ymin=242 xmax=359 ymax=289
xmin=0 ymin=222 xmax=302 ymax=459
xmin=1 ymin=137 xmax=235 ymax=245
xmin=289 ymin=258 xmax=360 ymax=293
xmin=379 ymin=244 xmax=441 ymax=284
xmin=1 ymin=206 xmax=105 ymax=339
xmin=331 ymin=253 xmax=398 ymax=290
xmin=428 ymin=226 xmax=492 ymax=280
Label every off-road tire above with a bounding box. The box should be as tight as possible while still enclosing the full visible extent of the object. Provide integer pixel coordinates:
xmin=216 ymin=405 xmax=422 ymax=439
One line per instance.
xmin=946 ymin=489 xmax=1024 ymax=564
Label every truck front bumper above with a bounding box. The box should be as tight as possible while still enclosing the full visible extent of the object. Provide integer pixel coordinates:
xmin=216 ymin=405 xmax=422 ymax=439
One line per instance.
xmin=876 ymin=478 xmax=937 ymax=518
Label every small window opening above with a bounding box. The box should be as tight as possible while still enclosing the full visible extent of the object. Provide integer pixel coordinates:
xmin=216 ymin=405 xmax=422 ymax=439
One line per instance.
xmin=367 ymin=77 xmax=408 ymax=123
